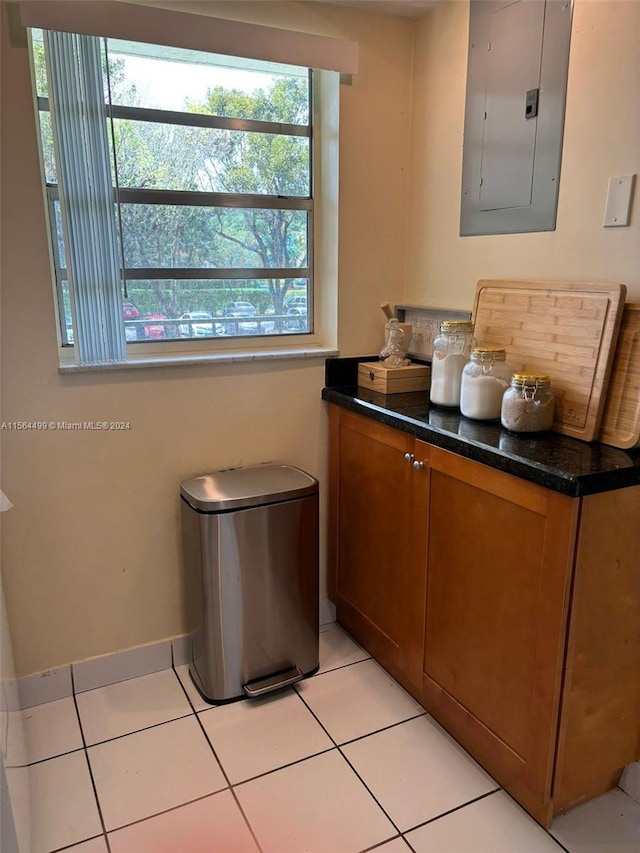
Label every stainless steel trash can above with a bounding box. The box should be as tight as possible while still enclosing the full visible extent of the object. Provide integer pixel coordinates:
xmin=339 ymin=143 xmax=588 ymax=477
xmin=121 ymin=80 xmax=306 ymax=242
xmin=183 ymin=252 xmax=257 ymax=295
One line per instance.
xmin=180 ymin=464 xmax=319 ymax=703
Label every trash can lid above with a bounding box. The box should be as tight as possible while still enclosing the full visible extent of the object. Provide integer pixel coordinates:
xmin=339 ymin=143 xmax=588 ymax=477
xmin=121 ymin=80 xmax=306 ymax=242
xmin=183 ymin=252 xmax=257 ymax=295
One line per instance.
xmin=180 ymin=464 xmax=318 ymax=512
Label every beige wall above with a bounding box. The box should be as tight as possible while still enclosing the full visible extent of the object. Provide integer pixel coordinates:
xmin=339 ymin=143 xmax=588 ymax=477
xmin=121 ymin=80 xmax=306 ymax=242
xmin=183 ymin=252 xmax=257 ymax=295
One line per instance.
xmin=0 ymin=1 xmax=414 ymax=676
xmin=407 ymin=0 xmax=640 ymax=309
xmin=4 ymin=0 xmax=637 ymax=678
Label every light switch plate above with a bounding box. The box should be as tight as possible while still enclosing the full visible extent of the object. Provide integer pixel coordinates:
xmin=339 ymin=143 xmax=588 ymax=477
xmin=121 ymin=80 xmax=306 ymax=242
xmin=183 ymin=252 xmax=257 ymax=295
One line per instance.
xmin=603 ymin=175 xmax=636 ymax=227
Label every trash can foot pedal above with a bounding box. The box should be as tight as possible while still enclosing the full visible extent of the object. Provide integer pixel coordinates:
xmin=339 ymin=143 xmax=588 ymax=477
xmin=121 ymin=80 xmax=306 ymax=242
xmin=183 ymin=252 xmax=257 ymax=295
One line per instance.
xmin=243 ymin=666 xmax=303 ymax=698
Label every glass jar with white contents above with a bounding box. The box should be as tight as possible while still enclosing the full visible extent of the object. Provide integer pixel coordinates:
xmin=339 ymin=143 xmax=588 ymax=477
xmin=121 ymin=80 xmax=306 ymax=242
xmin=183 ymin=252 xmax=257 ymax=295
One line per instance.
xmin=430 ymin=321 xmax=476 ymax=408
xmin=460 ymin=347 xmax=512 ymax=421
xmin=501 ymin=373 xmax=555 ymax=433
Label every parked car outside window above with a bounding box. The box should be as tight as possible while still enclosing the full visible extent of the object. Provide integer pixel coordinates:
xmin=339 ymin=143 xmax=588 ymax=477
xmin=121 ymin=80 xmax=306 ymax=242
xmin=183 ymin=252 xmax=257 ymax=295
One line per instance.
xmin=122 ymin=301 xmax=140 ymax=319
xmin=178 ymin=312 xmax=216 ymax=337
xmin=285 ymin=295 xmax=308 ymax=331
xmin=224 ymin=301 xmax=257 ymax=317
xmin=223 ymin=302 xmax=258 ymax=335
xmin=143 ymin=314 xmax=168 ymax=339
xmin=285 ymin=296 xmax=307 ymax=314
xmin=122 ymin=301 xmax=142 ymax=339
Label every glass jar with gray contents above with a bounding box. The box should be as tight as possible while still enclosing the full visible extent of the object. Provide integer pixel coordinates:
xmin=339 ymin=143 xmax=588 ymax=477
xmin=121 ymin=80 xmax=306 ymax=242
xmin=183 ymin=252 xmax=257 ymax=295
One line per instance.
xmin=501 ymin=373 xmax=555 ymax=433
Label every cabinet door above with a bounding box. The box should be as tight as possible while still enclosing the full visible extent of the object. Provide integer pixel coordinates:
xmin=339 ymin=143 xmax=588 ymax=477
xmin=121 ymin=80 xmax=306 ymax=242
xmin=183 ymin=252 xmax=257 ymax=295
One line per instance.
xmin=421 ymin=447 xmax=577 ymax=825
xmin=328 ymin=406 xmax=416 ymax=675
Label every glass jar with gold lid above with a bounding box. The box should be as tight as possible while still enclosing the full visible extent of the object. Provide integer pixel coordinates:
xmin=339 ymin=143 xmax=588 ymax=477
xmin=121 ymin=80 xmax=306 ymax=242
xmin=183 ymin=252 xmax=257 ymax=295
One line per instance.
xmin=500 ymin=373 xmax=555 ymax=433
xmin=460 ymin=347 xmax=512 ymax=420
xmin=430 ymin=320 xmax=476 ymax=408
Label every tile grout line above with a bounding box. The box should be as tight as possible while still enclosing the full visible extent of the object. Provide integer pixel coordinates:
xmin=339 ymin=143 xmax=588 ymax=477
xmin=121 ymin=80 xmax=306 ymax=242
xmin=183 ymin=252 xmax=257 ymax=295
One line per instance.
xmin=175 ymin=653 xmax=411 ymax=850
xmin=77 ymin=711 xmax=194 ymax=750
xmin=5 ymin=744 xmax=85 ymax=770
xmin=94 ymin=790 xmax=238 ymax=841
xmin=307 ymin=644 xmax=572 ymax=851
xmin=292 ymin=679 xmax=404 ymax=841
xmin=398 ymin=787 xmax=501 ymax=836
xmin=338 ymin=709 xmax=429 ymax=747
xmin=294 ymin=671 xmax=512 ymax=851
xmin=313 ymin=654 xmax=373 ymax=678
xmin=173 ymin=664 xmax=216 ymax=714
xmin=56 ymin=663 xmax=346 ymax=847
xmin=292 ymin=675 xmax=429 ymax=749
xmin=195 ymin=714 xmax=267 ymax=853
xmin=70 ymin=665 xmax=113 ymax=853
xmin=318 ymin=655 xmax=571 ymax=851
xmin=337 ymin=746 xmax=406 ymax=841
xmin=547 ymin=831 xmax=571 ymax=853
xmin=45 ymin=671 xmax=417 ymax=853
xmin=48 ymin=833 xmax=108 ymax=853
xmin=86 ymin=666 xmax=258 ymax=848
xmin=358 ymin=833 xmax=412 ymax=853
xmin=172 ymin=662 xmax=266 ymax=853
xmin=221 ymin=744 xmax=338 ymax=789
xmin=36 ymin=649 xmax=578 ymax=852
xmin=180 ymin=656 xmax=425 ymax=786
xmin=498 ymin=787 xmax=572 ymax=853
xmin=61 ymin=644 xmax=572 ymax=852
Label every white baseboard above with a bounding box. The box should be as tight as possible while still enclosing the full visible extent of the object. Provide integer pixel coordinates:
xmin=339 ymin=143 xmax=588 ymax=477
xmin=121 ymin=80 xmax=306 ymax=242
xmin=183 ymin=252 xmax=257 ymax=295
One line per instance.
xmin=72 ymin=640 xmax=172 ymax=694
xmin=320 ymin=597 xmax=336 ymax=625
xmin=17 ymin=667 xmax=73 ymax=709
xmin=171 ymin=635 xmax=192 ymax=668
xmin=16 ymin=601 xmax=335 ymax=708
xmin=620 ymin=761 xmax=640 ymax=804
xmin=1 ymin=676 xmax=22 ymax=714
xmin=17 ymin=638 xmax=174 ymax=708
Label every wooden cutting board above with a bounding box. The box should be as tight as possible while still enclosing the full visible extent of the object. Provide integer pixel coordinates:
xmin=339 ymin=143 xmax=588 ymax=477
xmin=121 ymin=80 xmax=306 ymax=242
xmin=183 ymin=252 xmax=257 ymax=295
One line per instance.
xmin=472 ymin=280 xmax=627 ymax=442
xmin=598 ymin=304 xmax=640 ymax=449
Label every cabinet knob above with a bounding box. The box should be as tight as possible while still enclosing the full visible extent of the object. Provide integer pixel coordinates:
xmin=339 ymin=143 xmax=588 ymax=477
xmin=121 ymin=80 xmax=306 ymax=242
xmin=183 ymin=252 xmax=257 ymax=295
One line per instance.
xmin=404 ymin=452 xmax=415 ymax=464
xmin=412 ymin=460 xmax=425 ymax=471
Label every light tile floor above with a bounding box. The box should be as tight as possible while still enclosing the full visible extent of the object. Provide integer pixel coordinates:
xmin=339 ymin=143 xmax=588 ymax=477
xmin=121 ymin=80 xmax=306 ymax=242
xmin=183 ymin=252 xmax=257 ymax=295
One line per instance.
xmin=6 ymin=623 xmax=640 ymax=853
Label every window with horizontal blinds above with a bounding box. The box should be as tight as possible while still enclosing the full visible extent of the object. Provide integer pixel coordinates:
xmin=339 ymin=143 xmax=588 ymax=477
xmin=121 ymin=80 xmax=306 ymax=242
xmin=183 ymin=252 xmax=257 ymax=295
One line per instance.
xmin=30 ymin=25 xmax=322 ymax=362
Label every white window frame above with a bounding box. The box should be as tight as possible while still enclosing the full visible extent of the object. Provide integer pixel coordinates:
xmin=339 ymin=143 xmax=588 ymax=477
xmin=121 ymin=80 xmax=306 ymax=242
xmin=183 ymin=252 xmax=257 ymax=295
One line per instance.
xmin=21 ymin=2 xmax=351 ymax=371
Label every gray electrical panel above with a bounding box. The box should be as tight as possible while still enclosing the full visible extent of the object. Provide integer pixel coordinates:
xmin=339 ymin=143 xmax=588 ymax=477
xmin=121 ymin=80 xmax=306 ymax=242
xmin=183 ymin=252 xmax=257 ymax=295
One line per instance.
xmin=460 ymin=0 xmax=573 ymax=236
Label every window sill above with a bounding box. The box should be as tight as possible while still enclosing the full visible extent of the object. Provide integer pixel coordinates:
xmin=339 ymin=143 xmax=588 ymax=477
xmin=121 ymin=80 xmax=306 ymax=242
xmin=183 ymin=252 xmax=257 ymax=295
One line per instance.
xmin=58 ymin=345 xmax=339 ymax=373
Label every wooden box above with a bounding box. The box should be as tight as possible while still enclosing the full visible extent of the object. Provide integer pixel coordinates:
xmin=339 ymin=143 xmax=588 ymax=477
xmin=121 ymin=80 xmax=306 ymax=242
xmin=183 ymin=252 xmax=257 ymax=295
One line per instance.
xmin=357 ymin=361 xmax=430 ymax=394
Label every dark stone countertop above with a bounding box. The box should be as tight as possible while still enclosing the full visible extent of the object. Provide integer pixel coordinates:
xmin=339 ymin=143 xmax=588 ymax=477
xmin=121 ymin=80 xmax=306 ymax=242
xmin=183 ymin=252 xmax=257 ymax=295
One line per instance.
xmin=323 ymin=357 xmax=640 ymax=497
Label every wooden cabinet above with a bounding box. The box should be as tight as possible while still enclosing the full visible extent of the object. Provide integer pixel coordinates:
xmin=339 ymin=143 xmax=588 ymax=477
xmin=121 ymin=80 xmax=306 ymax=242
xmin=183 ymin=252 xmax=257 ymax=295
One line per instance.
xmin=328 ymin=405 xmax=640 ymax=827
xmin=327 ymin=406 xmax=424 ymax=681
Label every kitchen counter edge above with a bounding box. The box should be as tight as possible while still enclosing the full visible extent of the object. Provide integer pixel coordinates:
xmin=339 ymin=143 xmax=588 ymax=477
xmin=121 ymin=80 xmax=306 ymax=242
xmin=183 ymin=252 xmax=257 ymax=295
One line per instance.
xmin=322 ymin=384 xmax=640 ymax=498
